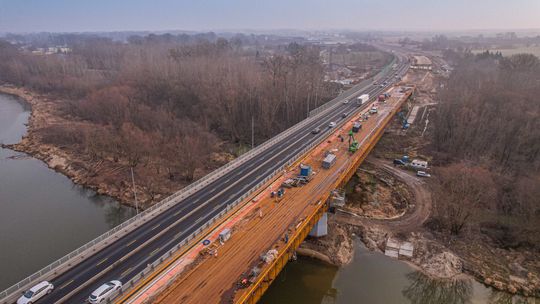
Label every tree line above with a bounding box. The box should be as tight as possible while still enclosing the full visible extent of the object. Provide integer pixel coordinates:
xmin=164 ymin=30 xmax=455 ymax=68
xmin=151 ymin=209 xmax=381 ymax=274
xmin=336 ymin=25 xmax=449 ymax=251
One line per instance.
xmin=0 ymin=34 xmax=341 ymax=202
xmin=428 ymin=51 xmax=540 ymax=249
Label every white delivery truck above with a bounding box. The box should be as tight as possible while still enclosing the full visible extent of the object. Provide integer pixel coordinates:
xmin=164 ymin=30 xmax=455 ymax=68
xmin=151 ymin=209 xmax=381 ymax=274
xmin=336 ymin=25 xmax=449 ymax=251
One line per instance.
xmin=357 ymin=94 xmax=369 ymax=106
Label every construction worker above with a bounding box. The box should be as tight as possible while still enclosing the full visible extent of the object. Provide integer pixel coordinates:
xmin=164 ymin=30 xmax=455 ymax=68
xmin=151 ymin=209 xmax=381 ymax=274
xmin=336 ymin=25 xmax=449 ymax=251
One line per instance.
xmin=259 ymin=209 xmax=263 ymax=218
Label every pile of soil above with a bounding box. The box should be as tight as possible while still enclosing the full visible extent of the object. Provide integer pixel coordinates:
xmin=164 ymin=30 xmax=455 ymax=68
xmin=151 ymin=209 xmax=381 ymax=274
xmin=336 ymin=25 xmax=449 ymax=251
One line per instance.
xmin=298 ymin=221 xmax=354 ymax=266
xmin=344 ymin=164 xmax=411 ymax=219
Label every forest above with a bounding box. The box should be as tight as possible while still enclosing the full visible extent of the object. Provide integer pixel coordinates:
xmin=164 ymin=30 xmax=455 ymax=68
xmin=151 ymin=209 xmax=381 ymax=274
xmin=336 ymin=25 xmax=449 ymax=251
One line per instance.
xmin=429 ymin=51 xmax=540 ymax=249
xmin=0 ymin=33 xmax=391 ymax=205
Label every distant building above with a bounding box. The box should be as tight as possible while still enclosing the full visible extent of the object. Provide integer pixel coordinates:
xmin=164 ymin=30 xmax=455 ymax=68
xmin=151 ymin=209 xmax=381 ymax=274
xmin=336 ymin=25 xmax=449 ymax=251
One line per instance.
xmin=411 ymin=55 xmax=432 ymax=70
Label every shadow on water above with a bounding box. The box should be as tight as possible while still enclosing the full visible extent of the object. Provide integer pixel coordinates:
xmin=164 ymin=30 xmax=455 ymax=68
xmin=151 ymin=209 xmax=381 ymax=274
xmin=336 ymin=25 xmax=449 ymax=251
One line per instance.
xmin=259 ymin=257 xmax=339 ymax=304
xmin=402 ymin=271 xmax=473 ymax=304
xmin=72 ymin=185 xmax=136 ymax=228
xmin=260 ymin=238 xmax=535 ymax=304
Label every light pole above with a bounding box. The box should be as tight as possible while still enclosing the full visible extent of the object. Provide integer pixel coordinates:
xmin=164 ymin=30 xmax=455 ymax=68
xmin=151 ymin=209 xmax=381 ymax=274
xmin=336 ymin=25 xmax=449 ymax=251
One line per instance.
xmin=131 ymin=166 xmax=139 ymax=214
xmin=251 ymin=115 xmax=255 ymax=149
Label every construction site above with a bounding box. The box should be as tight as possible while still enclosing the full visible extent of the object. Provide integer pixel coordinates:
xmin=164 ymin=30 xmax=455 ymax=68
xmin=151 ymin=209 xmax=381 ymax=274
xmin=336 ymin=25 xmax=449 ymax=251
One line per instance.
xmin=110 ymin=77 xmax=415 ymax=304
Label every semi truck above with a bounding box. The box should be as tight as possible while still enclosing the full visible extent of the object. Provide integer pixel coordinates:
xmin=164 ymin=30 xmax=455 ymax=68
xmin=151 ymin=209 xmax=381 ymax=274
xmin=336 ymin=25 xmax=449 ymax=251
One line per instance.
xmin=356 ymin=94 xmax=369 ymax=106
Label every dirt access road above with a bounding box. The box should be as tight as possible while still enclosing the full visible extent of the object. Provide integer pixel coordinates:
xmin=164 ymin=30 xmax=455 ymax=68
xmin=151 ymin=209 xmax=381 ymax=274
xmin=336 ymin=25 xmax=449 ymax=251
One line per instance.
xmin=337 ymin=157 xmax=432 ymax=233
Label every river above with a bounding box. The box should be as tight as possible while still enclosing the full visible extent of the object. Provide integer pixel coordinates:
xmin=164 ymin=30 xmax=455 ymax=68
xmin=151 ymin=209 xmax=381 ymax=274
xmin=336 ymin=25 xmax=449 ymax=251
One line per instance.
xmin=260 ymin=239 xmax=536 ymax=304
xmin=0 ymin=93 xmax=135 ymax=290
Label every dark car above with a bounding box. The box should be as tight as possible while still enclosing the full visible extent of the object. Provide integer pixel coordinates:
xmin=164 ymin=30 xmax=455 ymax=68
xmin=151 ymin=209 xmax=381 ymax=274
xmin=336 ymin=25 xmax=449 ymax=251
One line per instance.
xmin=393 ymin=159 xmax=406 ymax=166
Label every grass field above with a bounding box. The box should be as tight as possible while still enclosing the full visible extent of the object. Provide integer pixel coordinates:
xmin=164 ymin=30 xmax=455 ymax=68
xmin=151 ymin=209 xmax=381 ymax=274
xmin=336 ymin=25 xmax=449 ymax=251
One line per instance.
xmin=472 ymin=45 xmax=540 ymax=57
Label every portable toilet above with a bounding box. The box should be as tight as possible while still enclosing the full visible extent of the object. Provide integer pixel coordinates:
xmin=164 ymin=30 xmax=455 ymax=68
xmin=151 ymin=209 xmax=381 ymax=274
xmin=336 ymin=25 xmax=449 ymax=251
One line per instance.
xmin=322 ymin=154 xmax=337 ymax=169
xmin=300 ymin=164 xmax=312 ymax=177
xmin=219 ymin=228 xmax=232 ymax=243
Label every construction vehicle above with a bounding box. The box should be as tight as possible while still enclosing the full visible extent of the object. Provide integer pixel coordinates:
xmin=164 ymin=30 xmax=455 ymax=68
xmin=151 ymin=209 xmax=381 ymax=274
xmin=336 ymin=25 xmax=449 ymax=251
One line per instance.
xmin=378 ymin=92 xmax=391 ymax=102
xmin=348 ymin=130 xmax=359 ymax=153
xmin=397 ymin=111 xmax=410 ymax=129
xmin=393 ymin=155 xmax=410 ymax=166
xmin=238 ymin=267 xmax=261 ymax=289
xmin=352 ymin=122 xmax=362 ymax=133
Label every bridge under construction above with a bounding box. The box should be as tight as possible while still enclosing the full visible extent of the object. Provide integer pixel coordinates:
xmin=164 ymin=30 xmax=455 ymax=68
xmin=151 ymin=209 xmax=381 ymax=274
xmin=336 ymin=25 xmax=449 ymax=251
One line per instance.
xmin=0 ymin=47 xmax=411 ymax=304
xmin=122 ymin=81 xmax=415 ymax=304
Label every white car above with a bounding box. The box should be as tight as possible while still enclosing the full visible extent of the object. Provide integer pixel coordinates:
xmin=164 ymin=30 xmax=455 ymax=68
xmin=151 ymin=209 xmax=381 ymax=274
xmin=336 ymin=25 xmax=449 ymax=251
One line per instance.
xmin=369 ymin=107 xmax=378 ymax=114
xmin=343 ymin=99 xmax=349 ymax=104
xmin=416 ymin=171 xmax=431 ymax=178
xmin=88 ymin=280 xmax=122 ymax=303
xmin=328 ymin=122 xmax=336 ymax=128
xmin=17 ymin=281 xmax=54 ymax=304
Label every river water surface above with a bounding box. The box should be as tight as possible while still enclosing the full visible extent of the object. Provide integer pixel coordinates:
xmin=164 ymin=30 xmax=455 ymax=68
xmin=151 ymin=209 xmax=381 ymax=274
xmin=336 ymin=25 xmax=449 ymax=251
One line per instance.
xmin=0 ymin=93 xmax=135 ymax=290
xmin=260 ymin=239 xmax=536 ymax=304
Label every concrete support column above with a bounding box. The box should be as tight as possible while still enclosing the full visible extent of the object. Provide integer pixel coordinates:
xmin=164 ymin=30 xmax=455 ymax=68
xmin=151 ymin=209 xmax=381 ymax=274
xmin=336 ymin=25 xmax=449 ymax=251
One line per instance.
xmin=309 ymin=212 xmax=328 ymax=237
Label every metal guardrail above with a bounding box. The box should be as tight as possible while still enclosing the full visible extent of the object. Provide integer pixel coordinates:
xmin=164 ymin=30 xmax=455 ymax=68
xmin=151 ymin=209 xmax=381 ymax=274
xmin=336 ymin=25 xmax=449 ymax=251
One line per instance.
xmin=0 ymin=57 xmax=398 ymax=303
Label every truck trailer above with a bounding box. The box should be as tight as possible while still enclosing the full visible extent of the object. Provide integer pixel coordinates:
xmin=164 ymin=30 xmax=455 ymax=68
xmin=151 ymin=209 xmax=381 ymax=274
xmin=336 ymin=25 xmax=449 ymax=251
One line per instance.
xmin=356 ymin=94 xmax=369 ymax=106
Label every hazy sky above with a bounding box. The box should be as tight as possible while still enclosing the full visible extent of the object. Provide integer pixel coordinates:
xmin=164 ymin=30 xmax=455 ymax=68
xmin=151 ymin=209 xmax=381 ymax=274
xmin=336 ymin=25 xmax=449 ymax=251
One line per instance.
xmin=1 ymin=0 xmax=539 ymax=33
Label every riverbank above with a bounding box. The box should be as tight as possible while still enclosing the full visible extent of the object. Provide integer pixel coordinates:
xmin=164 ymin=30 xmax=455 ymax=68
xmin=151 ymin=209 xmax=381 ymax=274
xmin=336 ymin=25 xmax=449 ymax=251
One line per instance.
xmin=263 ymin=238 xmax=514 ymax=304
xmin=0 ymin=85 xmax=131 ymax=202
xmin=0 ymin=93 xmax=135 ymax=289
xmin=0 ymin=85 xmax=231 ymax=209
xmin=297 ymin=157 xmax=540 ymax=299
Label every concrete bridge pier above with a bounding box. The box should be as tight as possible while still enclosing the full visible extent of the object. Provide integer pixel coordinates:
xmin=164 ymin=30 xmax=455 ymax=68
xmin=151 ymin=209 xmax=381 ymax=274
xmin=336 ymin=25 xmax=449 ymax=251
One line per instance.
xmin=308 ymin=212 xmax=328 ymax=237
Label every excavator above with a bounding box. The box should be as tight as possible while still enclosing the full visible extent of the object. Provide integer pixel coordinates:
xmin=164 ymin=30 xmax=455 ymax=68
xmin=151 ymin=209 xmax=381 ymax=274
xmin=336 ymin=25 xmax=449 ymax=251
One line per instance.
xmin=348 ymin=130 xmax=359 ymax=153
xmin=398 ymin=111 xmax=410 ymax=129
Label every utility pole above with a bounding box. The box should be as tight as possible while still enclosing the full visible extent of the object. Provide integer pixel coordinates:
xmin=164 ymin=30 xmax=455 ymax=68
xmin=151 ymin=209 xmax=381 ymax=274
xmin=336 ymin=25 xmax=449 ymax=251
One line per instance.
xmin=251 ymin=115 xmax=255 ymax=149
xmin=130 ymin=166 xmax=139 ymax=214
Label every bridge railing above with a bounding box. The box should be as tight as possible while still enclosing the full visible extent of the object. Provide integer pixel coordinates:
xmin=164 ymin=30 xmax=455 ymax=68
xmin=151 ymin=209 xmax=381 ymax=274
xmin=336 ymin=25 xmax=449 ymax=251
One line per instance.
xmin=0 ymin=56 xmax=396 ymax=303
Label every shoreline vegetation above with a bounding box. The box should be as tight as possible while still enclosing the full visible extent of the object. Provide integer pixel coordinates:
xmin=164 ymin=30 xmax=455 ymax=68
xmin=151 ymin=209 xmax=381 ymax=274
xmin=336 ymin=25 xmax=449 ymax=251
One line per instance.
xmin=1 ymin=37 xmax=393 ymax=210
